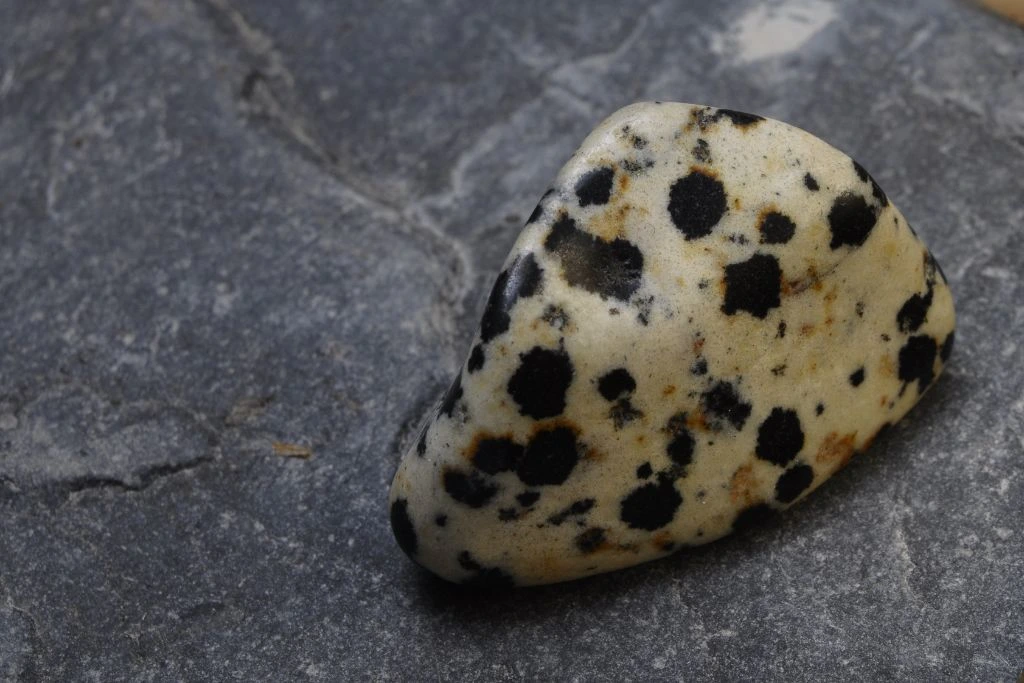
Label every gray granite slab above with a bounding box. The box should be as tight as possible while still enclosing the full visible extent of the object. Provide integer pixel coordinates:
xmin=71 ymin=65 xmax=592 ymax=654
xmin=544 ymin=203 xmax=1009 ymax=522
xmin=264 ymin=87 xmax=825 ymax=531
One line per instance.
xmin=0 ymin=0 xmax=1021 ymax=680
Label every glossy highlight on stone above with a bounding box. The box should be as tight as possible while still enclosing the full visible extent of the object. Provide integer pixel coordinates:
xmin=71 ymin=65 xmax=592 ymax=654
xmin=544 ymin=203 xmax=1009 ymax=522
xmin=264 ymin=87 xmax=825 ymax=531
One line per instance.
xmin=389 ymin=102 xmax=956 ymax=587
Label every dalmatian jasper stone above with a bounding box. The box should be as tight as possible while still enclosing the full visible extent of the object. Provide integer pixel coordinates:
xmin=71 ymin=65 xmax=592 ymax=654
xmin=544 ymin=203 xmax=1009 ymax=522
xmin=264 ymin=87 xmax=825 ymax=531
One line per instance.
xmin=389 ymin=102 xmax=956 ymax=587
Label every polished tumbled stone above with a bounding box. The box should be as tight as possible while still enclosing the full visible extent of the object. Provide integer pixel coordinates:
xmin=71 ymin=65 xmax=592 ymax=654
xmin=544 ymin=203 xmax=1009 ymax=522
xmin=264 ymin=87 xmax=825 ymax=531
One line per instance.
xmin=390 ymin=102 xmax=956 ymax=587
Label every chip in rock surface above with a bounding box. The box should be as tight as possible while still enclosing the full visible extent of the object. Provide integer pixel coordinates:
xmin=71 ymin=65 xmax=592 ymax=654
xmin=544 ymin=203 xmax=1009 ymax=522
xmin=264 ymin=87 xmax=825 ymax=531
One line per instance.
xmin=389 ymin=102 xmax=956 ymax=587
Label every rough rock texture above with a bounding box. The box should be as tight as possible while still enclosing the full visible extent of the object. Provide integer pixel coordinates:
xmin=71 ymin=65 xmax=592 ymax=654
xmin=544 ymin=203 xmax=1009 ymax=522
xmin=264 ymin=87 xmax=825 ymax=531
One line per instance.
xmin=391 ymin=101 xmax=957 ymax=586
xmin=0 ymin=0 xmax=1021 ymax=679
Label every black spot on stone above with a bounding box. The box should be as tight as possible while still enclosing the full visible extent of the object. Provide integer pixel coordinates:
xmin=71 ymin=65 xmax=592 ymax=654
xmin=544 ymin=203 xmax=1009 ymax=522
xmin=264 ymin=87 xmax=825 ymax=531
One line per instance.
xmin=439 ymin=373 xmax=463 ymax=418
xmin=849 ymin=367 xmax=865 ymax=387
xmin=416 ymin=426 xmax=428 ymax=457
xmin=443 ymin=469 xmax=498 ymax=508
xmin=609 ymin=399 xmax=643 ymax=429
xmin=829 ymin=192 xmax=877 ymax=249
xmin=897 ymin=289 xmax=933 ymax=333
xmin=516 ymin=491 xmax=540 ymax=507
xmin=472 ymin=437 xmax=524 ymax=475
xmin=390 ymin=498 xmax=417 ymax=557
xmin=498 ymin=507 xmax=518 ymax=521
xmin=526 ymin=188 xmax=556 ymax=224
xmin=544 ymin=215 xmax=644 ymax=301
xmin=760 ymin=211 xmax=796 ymax=245
xmin=668 ymin=171 xmax=727 ymax=240
xmin=693 ymin=138 xmax=711 ymax=163
xmin=856 ymin=301 xmax=865 ymax=318
xmin=899 ymin=335 xmax=937 ymax=392
xmin=636 ymin=462 xmax=653 ymax=479
xmin=634 ymin=295 xmax=654 ymax=326
xmin=435 ymin=515 xmax=447 ymax=527
xmin=816 ymin=403 xmax=825 ymax=416
xmin=804 ymin=173 xmax=820 ymax=191
xmin=467 ymin=344 xmax=485 ymax=373
xmin=778 ymin=321 xmax=787 ymax=338
xmin=576 ymin=166 xmax=616 ymax=207
xmin=691 ymin=358 xmax=708 ymax=376
xmin=853 ymin=160 xmax=869 ymax=182
xmin=517 ymin=426 xmax=579 ymax=486
xmin=714 ymin=108 xmax=765 ymax=127
xmin=771 ymin=364 xmax=787 ymax=377
xmin=756 ymin=407 xmax=805 ymax=466
xmin=458 ymin=551 xmax=515 ymax=589
xmin=940 ymin=331 xmax=955 ymax=363
xmin=541 ymin=304 xmax=570 ymax=330
xmin=620 ymin=159 xmax=645 ymax=174
xmin=527 ymin=203 xmax=544 ymax=224
xmin=507 ymin=346 xmax=574 ymax=419
xmin=576 ymin=527 xmax=606 ymax=554
xmin=702 ymin=381 xmax=752 ymax=430
xmin=620 ymin=481 xmax=682 ymax=531
xmin=776 ymin=464 xmax=814 ymax=504
xmin=722 ymin=253 xmax=782 ymax=319
xmin=547 ymin=498 xmax=595 ymax=526
xmin=666 ymin=422 xmax=695 ymax=468
xmin=480 ymin=252 xmax=544 ymax=343
xmin=853 ymin=159 xmax=888 ymax=207
xmin=597 ymin=368 xmax=636 ymax=401
xmin=732 ymin=503 xmax=777 ymax=533
xmin=933 ymin=254 xmax=948 ymax=284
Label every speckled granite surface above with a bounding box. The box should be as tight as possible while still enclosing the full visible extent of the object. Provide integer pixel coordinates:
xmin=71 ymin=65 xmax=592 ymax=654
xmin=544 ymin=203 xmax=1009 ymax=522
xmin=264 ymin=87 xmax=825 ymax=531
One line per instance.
xmin=0 ymin=0 xmax=1021 ymax=680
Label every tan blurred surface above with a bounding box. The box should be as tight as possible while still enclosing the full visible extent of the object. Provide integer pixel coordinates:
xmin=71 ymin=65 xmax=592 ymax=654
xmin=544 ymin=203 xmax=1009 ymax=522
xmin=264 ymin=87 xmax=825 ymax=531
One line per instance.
xmin=979 ymin=0 xmax=1024 ymax=25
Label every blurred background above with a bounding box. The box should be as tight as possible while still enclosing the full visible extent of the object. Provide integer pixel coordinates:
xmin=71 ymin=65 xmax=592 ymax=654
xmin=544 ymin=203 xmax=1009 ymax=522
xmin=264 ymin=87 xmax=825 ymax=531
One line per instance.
xmin=0 ymin=0 xmax=1021 ymax=680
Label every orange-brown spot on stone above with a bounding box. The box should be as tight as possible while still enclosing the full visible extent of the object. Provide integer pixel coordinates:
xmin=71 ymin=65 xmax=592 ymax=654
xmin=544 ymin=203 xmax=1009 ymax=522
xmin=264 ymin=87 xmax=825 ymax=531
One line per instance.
xmin=879 ymin=395 xmax=889 ymax=406
xmin=663 ymin=385 xmax=677 ymax=397
xmin=800 ymin=324 xmax=816 ymax=336
xmin=618 ymin=174 xmax=630 ymax=192
xmin=879 ymin=354 xmax=896 ymax=378
xmin=693 ymin=337 xmax=705 ymax=354
xmin=783 ymin=266 xmax=823 ymax=296
xmin=529 ymin=418 xmax=581 ymax=439
xmin=636 ymin=434 xmax=646 ymax=445
xmin=825 ymin=317 xmax=834 ymax=326
xmin=590 ymin=202 xmax=633 ymax=241
xmin=730 ymin=463 xmax=760 ymax=505
xmin=585 ymin=447 xmax=605 ymax=462
xmin=733 ymin=197 xmax=742 ymax=210
xmin=815 ymin=432 xmax=857 ymax=470
xmin=689 ymin=164 xmax=720 ymax=180
xmin=687 ymin=411 xmax=711 ymax=432
xmin=651 ymin=530 xmax=674 ymax=550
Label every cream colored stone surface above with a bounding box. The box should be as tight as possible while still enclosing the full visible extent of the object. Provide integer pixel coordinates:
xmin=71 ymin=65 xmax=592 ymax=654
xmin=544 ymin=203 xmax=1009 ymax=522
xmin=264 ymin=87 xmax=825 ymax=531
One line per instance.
xmin=390 ymin=102 xmax=956 ymax=587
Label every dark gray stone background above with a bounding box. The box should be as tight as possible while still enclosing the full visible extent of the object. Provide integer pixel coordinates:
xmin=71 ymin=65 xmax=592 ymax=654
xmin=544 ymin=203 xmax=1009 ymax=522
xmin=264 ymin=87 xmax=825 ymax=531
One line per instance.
xmin=0 ymin=0 xmax=1021 ymax=680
